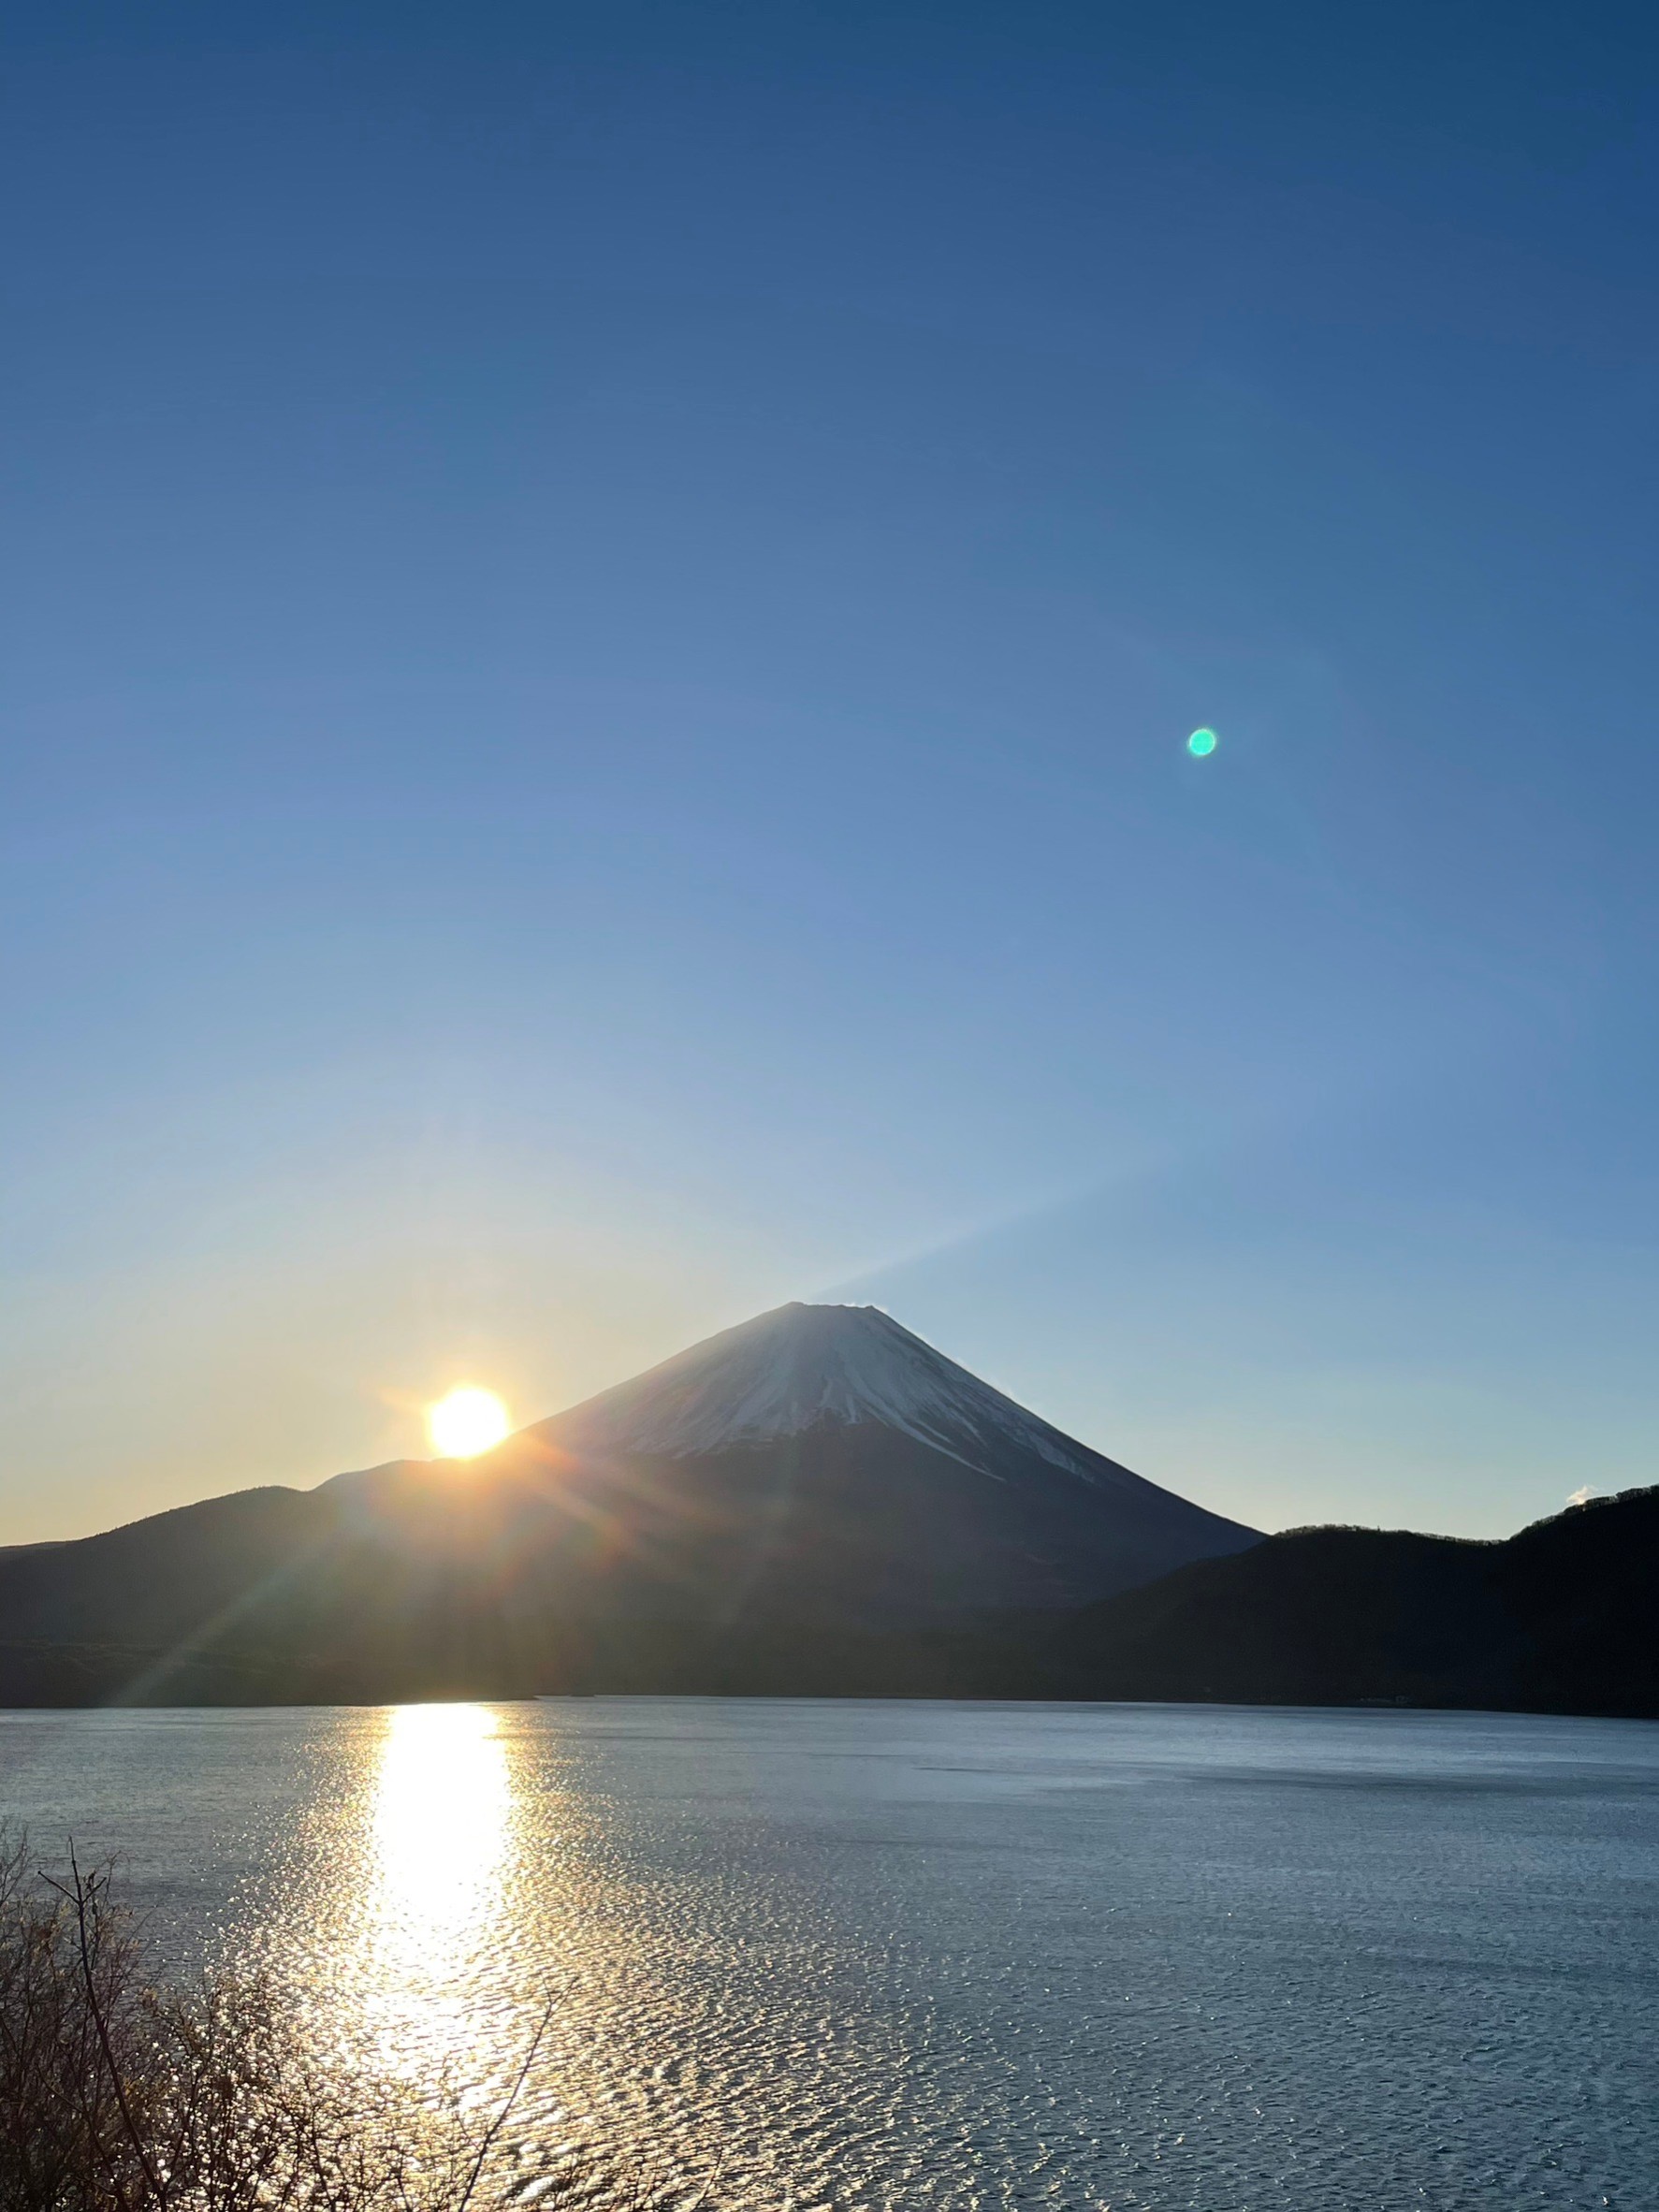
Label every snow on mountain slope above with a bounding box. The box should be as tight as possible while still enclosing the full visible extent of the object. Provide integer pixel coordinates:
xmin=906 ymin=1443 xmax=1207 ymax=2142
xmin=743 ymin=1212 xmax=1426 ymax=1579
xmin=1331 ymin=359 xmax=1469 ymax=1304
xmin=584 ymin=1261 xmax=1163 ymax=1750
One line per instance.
xmin=541 ymin=1302 xmax=1137 ymax=1488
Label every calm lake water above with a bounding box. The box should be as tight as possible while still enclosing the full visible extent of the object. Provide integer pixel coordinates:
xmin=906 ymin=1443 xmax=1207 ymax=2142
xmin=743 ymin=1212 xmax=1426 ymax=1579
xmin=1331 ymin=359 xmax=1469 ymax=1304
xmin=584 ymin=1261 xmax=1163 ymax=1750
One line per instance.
xmin=1 ymin=1698 xmax=1654 ymax=2209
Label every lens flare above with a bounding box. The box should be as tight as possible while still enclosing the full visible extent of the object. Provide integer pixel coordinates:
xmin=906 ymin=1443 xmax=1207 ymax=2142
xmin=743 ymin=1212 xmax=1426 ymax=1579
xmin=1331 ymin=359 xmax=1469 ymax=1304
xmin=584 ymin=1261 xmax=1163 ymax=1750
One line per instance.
xmin=426 ymin=1386 xmax=510 ymax=1459
xmin=1186 ymin=727 xmax=1218 ymax=757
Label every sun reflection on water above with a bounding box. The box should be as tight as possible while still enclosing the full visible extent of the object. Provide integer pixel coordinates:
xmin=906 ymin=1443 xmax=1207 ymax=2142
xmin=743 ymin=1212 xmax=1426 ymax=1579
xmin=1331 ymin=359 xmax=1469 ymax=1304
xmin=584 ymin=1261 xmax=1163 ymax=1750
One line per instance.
xmin=361 ymin=1704 xmax=514 ymax=2077
xmin=375 ymin=1704 xmax=510 ymax=1936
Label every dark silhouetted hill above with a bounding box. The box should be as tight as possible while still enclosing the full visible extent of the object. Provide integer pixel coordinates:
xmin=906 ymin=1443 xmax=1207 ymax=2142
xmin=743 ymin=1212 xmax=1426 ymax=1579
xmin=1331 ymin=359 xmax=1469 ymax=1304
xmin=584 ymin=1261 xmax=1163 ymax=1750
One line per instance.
xmin=1033 ymin=1486 xmax=1659 ymax=1717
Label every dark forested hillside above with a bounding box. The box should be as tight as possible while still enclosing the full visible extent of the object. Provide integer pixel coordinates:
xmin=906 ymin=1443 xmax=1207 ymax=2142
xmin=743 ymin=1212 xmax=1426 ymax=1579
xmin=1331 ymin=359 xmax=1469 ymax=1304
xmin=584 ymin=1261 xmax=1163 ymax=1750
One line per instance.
xmin=0 ymin=1458 xmax=1650 ymax=1716
xmin=1038 ymin=1487 xmax=1659 ymax=1718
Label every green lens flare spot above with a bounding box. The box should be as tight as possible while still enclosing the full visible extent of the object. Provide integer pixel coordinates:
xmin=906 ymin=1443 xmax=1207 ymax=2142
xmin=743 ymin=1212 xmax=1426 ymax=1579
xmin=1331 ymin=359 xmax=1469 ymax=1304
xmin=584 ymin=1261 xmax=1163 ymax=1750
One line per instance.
xmin=1186 ymin=727 xmax=1218 ymax=757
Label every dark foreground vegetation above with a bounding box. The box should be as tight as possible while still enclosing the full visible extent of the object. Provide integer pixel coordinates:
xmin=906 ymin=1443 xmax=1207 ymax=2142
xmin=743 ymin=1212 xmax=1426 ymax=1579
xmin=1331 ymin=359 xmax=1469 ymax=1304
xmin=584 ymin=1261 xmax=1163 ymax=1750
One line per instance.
xmin=0 ymin=1841 xmax=641 ymax=2212
xmin=0 ymin=1486 xmax=1653 ymax=1720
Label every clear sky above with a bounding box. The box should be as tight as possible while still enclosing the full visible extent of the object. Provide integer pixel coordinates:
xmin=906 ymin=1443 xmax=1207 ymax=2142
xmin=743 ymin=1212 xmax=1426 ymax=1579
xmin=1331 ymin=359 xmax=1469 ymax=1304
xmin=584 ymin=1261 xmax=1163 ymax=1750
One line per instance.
xmin=5 ymin=1 xmax=1657 ymax=1545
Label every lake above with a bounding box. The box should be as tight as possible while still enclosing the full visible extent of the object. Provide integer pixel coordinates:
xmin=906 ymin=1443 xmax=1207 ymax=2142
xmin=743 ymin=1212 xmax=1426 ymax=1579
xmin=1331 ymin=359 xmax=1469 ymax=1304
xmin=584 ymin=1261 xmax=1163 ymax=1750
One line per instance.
xmin=1 ymin=1698 xmax=1654 ymax=2208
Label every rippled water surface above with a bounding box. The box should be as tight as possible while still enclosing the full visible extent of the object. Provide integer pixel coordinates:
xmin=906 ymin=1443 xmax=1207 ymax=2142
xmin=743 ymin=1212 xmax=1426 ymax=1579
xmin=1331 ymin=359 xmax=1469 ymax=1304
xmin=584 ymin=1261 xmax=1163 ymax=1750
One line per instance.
xmin=3 ymin=1698 xmax=1656 ymax=2208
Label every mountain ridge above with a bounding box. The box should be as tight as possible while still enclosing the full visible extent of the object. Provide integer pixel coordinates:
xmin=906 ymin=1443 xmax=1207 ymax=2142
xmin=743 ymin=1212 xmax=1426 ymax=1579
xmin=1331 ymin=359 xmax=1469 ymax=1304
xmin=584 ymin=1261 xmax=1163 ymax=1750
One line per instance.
xmin=1029 ymin=1482 xmax=1659 ymax=1716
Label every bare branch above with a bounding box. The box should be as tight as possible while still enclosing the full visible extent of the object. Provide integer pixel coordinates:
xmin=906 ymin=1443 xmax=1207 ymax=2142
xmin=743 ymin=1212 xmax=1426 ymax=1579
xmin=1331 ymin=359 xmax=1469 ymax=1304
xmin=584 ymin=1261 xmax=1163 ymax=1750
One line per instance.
xmin=51 ymin=1844 xmax=170 ymax=2210
xmin=454 ymin=1993 xmax=557 ymax=2212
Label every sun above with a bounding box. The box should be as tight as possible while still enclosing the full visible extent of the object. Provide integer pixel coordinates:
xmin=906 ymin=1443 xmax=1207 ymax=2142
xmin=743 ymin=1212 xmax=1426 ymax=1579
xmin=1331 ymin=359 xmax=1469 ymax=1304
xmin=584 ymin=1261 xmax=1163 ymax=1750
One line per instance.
xmin=426 ymin=1386 xmax=511 ymax=1460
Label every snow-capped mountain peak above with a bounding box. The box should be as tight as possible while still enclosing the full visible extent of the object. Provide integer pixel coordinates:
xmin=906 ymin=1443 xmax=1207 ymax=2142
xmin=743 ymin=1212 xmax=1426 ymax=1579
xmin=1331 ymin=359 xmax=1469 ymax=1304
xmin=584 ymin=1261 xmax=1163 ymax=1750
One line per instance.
xmin=538 ymin=1301 xmax=1120 ymax=1485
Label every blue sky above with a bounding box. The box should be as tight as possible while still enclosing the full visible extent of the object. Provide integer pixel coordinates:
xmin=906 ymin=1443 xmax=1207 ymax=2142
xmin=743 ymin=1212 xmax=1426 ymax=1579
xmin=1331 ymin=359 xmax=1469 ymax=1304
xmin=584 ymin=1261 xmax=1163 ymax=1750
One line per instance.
xmin=5 ymin=1 xmax=1657 ymax=1542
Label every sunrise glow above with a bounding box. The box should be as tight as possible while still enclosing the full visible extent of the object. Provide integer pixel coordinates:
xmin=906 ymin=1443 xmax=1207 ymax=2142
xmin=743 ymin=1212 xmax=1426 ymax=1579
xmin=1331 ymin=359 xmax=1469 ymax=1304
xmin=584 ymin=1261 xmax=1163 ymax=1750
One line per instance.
xmin=426 ymin=1386 xmax=511 ymax=1459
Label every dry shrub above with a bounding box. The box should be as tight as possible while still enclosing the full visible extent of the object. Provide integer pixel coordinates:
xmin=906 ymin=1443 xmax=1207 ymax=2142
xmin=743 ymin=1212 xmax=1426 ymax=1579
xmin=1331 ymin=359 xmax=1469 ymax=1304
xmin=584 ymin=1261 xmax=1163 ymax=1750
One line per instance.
xmin=0 ymin=1837 xmax=664 ymax=2212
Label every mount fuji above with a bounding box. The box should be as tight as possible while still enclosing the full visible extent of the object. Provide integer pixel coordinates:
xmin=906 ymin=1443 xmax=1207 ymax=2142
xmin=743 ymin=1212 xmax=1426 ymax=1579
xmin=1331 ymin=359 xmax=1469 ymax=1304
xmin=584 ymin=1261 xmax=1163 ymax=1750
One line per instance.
xmin=500 ymin=1301 xmax=1259 ymax=1616
xmin=0 ymin=1301 xmax=1258 ymax=1702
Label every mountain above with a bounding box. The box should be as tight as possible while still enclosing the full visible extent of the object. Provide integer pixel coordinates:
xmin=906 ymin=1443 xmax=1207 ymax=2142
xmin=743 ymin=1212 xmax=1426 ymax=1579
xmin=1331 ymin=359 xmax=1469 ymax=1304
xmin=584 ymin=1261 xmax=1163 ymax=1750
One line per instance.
xmin=1026 ymin=1485 xmax=1659 ymax=1717
xmin=510 ymin=1302 xmax=1260 ymax=1617
xmin=0 ymin=1302 xmax=1258 ymax=1704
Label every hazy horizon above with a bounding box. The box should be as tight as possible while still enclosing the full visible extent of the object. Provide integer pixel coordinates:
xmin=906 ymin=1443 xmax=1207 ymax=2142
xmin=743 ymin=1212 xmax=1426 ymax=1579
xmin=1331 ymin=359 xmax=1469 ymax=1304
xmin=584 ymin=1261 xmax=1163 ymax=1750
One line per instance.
xmin=7 ymin=1 xmax=1659 ymax=1547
